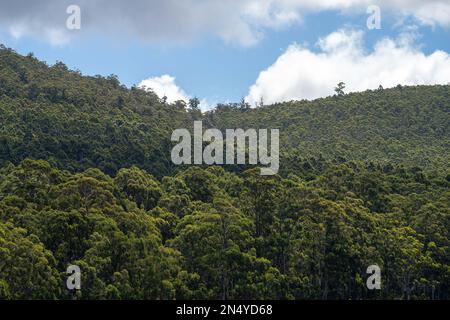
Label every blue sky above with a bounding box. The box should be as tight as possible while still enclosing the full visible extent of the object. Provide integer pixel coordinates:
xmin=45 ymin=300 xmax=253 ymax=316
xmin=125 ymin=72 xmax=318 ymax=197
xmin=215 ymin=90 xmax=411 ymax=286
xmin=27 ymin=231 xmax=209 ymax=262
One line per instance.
xmin=0 ymin=1 xmax=449 ymax=108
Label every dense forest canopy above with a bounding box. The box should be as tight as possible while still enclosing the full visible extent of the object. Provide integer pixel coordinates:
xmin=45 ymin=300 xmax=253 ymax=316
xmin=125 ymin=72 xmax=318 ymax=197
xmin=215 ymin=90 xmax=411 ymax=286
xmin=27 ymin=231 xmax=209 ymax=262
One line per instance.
xmin=0 ymin=46 xmax=449 ymax=300
xmin=1 ymin=46 xmax=449 ymax=177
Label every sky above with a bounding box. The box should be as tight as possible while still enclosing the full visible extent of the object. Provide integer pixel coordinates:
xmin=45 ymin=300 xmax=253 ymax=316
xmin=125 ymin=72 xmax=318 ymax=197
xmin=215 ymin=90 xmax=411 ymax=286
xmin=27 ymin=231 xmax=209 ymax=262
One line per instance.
xmin=0 ymin=0 xmax=449 ymax=110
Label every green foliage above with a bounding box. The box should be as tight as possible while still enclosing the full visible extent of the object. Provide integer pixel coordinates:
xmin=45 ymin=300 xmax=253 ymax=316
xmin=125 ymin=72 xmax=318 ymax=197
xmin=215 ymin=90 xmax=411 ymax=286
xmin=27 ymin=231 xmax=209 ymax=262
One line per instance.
xmin=0 ymin=47 xmax=449 ymax=300
xmin=1 ymin=47 xmax=449 ymax=177
xmin=0 ymin=221 xmax=60 ymax=299
xmin=0 ymin=159 xmax=448 ymax=300
xmin=206 ymin=85 xmax=450 ymax=172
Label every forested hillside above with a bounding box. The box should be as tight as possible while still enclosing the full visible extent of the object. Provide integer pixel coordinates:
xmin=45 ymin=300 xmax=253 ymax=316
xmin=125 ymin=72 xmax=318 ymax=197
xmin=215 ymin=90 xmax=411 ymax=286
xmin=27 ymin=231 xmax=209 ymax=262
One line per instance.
xmin=0 ymin=46 xmax=449 ymax=300
xmin=1 ymin=46 xmax=449 ymax=176
xmin=0 ymin=45 xmax=191 ymax=177
xmin=207 ymin=86 xmax=450 ymax=172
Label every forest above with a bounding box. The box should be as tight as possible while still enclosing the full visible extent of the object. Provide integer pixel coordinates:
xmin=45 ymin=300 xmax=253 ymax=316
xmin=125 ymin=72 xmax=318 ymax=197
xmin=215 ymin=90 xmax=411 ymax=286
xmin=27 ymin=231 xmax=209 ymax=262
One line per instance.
xmin=0 ymin=46 xmax=449 ymax=300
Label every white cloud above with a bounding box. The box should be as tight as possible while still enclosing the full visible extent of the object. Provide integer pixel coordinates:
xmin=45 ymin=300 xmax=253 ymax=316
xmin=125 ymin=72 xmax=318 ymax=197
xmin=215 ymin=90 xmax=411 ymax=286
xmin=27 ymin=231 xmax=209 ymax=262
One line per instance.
xmin=245 ymin=29 xmax=450 ymax=105
xmin=139 ymin=75 xmax=212 ymax=111
xmin=10 ymin=23 xmax=69 ymax=46
xmin=0 ymin=0 xmax=449 ymax=47
xmin=139 ymin=75 xmax=189 ymax=103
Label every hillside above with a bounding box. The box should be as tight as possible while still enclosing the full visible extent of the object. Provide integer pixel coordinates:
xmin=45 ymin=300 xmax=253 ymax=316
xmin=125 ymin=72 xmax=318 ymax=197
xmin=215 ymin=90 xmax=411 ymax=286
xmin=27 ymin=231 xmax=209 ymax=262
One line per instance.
xmin=0 ymin=47 xmax=449 ymax=300
xmin=0 ymin=46 xmax=449 ymax=178
xmin=0 ymin=46 xmax=191 ymax=177
xmin=208 ymin=85 xmax=450 ymax=172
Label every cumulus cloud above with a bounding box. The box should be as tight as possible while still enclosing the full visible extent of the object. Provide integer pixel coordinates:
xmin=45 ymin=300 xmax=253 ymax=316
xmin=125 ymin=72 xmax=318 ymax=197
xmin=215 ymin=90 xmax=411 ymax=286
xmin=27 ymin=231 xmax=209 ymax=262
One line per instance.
xmin=139 ymin=75 xmax=189 ymax=103
xmin=0 ymin=0 xmax=300 ymax=47
xmin=139 ymin=75 xmax=211 ymax=110
xmin=245 ymin=29 xmax=450 ymax=104
xmin=0 ymin=0 xmax=449 ymax=46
